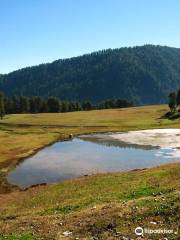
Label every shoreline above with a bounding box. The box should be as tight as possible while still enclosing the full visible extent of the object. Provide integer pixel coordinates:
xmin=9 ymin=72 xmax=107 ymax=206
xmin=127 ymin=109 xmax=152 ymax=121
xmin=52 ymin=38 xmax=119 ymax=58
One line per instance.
xmin=4 ymin=161 xmax=180 ymax=193
xmin=3 ymin=127 xmax=180 ymax=193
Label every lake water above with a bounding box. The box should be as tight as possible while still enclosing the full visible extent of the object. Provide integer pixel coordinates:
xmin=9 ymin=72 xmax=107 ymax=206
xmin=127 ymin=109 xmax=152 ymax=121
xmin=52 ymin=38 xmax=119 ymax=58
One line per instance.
xmin=7 ymin=130 xmax=180 ymax=188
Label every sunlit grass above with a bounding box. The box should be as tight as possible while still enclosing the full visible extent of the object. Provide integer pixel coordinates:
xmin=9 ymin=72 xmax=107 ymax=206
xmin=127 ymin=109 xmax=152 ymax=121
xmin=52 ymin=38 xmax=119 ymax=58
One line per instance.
xmin=0 ymin=105 xmax=179 ymax=239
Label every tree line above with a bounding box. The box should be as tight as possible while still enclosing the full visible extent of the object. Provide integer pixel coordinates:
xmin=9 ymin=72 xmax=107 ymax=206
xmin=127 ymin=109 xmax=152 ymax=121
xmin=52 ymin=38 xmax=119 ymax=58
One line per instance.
xmin=166 ymin=89 xmax=180 ymax=120
xmin=0 ymin=92 xmax=133 ymax=119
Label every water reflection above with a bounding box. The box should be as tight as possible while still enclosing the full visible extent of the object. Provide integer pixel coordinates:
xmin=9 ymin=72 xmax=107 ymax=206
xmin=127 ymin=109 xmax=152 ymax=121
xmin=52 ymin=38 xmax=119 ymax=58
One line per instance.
xmin=79 ymin=134 xmax=159 ymax=150
xmin=7 ymin=133 xmax=179 ymax=188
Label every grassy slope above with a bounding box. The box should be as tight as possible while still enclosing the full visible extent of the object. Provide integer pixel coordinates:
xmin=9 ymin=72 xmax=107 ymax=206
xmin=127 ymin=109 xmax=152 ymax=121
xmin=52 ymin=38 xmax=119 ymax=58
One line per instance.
xmin=0 ymin=163 xmax=179 ymax=239
xmin=0 ymin=105 xmax=180 ymax=239
xmin=0 ymin=105 xmax=176 ymax=128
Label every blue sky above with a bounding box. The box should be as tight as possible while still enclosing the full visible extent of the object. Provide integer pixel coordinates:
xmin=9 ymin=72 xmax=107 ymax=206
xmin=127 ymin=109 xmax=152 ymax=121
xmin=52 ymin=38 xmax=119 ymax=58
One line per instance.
xmin=0 ymin=0 xmax=180 ymax=73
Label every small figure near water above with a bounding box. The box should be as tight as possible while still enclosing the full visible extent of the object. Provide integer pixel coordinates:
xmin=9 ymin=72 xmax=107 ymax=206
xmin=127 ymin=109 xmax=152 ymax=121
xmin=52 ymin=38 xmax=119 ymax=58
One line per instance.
xmin=69 ymin=133 xmax=73 ymax=139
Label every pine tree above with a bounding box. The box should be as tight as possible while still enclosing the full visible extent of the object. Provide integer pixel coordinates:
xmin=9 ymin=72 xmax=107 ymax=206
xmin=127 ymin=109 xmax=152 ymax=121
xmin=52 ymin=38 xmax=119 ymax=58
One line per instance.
xmin=168 ymin=92 xmax=176 ymax=112
xmin=29 ymin=97 xmax=36 ymax=113
xmin=61 ymin=101 xmax=68 ymax=112
xmin=82 ymin=101 xmax=92 ymax=111
xmin=19 ymin=96 xmax=29 ymax=113
xmin=0 ymin=92 xmax=5 ymax=119
xmin=176 ymin=89 xmax=180 ymax=106
xmin=47 ymin=97 xmax=60 ymax=112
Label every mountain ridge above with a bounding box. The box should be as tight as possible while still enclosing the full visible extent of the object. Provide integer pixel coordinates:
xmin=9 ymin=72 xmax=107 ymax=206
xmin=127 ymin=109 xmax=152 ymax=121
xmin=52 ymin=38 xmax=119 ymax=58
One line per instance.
xmin=1 ymin=44 xmax=180 ymax=104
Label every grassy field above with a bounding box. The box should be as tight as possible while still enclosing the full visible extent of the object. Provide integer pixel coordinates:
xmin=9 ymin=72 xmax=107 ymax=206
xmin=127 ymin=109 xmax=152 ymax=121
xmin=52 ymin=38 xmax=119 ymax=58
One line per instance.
xmin=1 ymin=104 xmax=179 ymax=128
xmin=0 ymin=105 xmax=180 ymax=239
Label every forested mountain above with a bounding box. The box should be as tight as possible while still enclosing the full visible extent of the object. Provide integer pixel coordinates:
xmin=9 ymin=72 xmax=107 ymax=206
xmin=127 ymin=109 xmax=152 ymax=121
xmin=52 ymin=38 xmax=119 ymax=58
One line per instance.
xmin=0 ymin=45 xmax=180 ymax=104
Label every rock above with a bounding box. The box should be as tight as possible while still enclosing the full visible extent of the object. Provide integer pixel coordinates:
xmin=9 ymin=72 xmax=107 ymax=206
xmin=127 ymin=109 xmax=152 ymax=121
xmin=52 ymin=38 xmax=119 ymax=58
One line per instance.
xmin=121 ymin=236 xmax=130 ymax=240
xmin=106 ymin=222 xmax=117 ymax=230
xmin=63 ymin=230 xmax=72 ymax=237
xmin=150 ymin=221 xmax=157 ymax=225
xmin=92 ymin=237 xmax=99 ymax=240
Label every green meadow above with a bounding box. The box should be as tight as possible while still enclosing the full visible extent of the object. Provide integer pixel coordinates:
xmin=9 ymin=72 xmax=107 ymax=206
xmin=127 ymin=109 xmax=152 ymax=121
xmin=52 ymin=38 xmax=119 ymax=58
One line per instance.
xmin=0 ymin=105 xmax=179 ymax=239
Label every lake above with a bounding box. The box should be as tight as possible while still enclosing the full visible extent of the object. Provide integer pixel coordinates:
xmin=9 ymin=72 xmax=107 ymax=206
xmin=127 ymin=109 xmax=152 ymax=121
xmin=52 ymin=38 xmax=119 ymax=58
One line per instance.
xmin=7 ymin=129 xmax=180 ymax=188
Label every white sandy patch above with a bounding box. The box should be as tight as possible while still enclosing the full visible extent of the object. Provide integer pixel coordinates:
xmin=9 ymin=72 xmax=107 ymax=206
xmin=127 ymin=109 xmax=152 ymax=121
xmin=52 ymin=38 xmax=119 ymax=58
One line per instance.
xmin=109 ymin=129 xmax=180 ymax=159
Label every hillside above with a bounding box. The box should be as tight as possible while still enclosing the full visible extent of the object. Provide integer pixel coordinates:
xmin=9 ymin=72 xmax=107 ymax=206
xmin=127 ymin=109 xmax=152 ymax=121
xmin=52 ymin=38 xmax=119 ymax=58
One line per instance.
xmin=1 ymin=45 xmax=180 ymax=104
